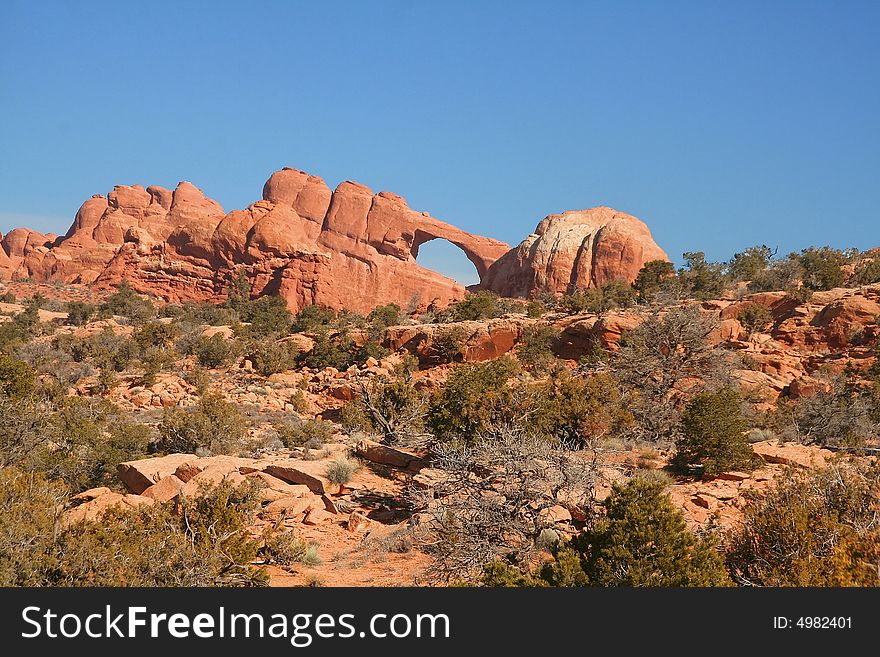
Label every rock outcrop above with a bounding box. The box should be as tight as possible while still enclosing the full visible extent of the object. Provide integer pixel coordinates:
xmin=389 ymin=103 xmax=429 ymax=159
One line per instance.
xmin=0 ymin=167 xmax=510 ymax=313
xmin=0 ymin=168 xmax=672 ymax=311
xmin=481 ymin=206 xmax=669 ymax=297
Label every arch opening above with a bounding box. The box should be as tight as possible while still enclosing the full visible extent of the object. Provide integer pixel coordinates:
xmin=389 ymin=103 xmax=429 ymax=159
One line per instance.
xmin=413 ymin=238 xmax=480 ymax=287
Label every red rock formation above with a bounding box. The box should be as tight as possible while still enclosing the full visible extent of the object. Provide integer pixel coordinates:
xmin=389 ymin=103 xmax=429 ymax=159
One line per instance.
xmin=0 ymin=169 xmax=673 ymax=312
xmin=481 ymin=206 xmax=669 ymax=297
xmin=0 ymin=167 xmax=511 ymax=313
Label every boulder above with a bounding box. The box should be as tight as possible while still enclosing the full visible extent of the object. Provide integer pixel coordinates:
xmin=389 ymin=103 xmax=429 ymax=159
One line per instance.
xmin=354 ymin=439 xmax=425 ymax=472
xmin=141 ymin=475 xmax=185 ymax=502
xmin=117 ymin=453 xmax=198 ymax=494
xmin=481 ymin=206 xmax=668 ymax=297
xmin=264 ymin=459 xmax=341 ymax=495
xmin=751 ymin=441 xmax=832 ymax=468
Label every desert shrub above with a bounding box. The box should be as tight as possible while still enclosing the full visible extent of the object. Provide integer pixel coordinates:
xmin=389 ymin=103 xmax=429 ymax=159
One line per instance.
xmin=677 ymin=251 xmax=728 ymax=300
xmin=776 ymin=377 xmax=878 ymax=448
xmin=178 ymin=479 xmax=264 ymax=578
xmin=98 ymin=281 xmax=155 ymax=324
xmin=673 ymin=387 xmax=755 ymax=476
xmin=0 ymin=394 xmax=54 ymax=470
xmin=275 ymin=419 xmax=335 ymax=449
xmin=325 ymin=455 xmax=359 ymax=485
xmin=516 ymin=325 xmax=559 ymax=374
xmin=0 ymin=467 xmax=67 ymax=585
xmin=299 ymin=329 xmax=357 ymax=370
xmin=610 ymin=305 xmax=723 ymax=444
xmin=748 ymin=257 xmax=804 ymax=293
xmin=440 ymin=291 xmax=502 ymax=322
xmin=0 ymin=298 xmax=45 ymax=352
xmin=246 ymin=338 xmax=299 ymax=376
xmin=0 ymin=354 xmax=36 ymax=399
xmin=633 ymin=260 xmax=676 ymax=302
xmin=138 ymin=346 xmax=177 ymax=387
xmin=726 ymin=462 xmax=880 ymax=586
xmin=560 ymin=280 xmax=636 ymax=315
xmin=0 ymin=291 xmax=15 ymax=303
xmin=854 ymin=257 xmax=880 ymax=285
xmin=343 ymin=379 xmax=427 ymax=445
xmin=293 ymin=305 xmax=336 ymax=333
xmin=37 ymin=397 xmax=150 ymax=490
xmin=410 ymin=430 xmax=598 ymax=581
xmin=155 ymin=393 xmax=248 ymax=455
xmin=483 ymin=476 xmax=731 ymax=587
xmin=132 ymin=320 xmax=179 ymax=350
xmin=288 ymin=389 xmax=309 ymax=413
xmin=796 ymin=246 xmax=846 ymax=291
xmin=237 ymin=295 xmax=292 ymax=337
xmin=525 ymin=299 xmax=546 ymax=318
xmin=736 ymin=302 xmax=772 ymax=335
xmin=263 ymin=531 xmax=321 ymax=567
xmin=355 ymin=337 xmax=390 ymax=364
xmin=64 ymin=301 xmax=96 ymax=326
xmin=425 ymin=325 xmax=467 ymax=364
xmin=55 ymin=327 xmax=138 ymax=372
xmin=16 ymin=342 xmax=93 ymax=387
xmin=427 ymin=357 xmax=521 ymax=442
xmin=368 ymin=303 xmax=402 ymax=328
xmin=176 ymin=301 xmax=239 ymax=326
xmin=728 ymin=245 xmax=774 ymax=283
xmin=0 ymin=468 xmax=265 ymax=586
xmin=183 ymin=366 xmax=211 ymax=395
xmin=189 ymin=333 xmax=239 ymax=368
xmin=533 ymin=371 xmax=633 ymax=448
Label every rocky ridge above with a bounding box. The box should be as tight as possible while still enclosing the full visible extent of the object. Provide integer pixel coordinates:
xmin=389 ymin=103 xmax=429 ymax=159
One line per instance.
xmin=0 ymin=168 xmax=668 ymax=311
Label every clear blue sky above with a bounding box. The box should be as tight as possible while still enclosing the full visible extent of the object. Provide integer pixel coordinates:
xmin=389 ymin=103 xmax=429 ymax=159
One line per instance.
xmin=1 ymin=1 xmax=878 ymax=285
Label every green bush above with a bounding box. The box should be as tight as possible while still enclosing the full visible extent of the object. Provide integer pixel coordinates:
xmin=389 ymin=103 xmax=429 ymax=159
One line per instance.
xmin=736 ymin=302 xmax=772 ymax=335
xmin=427 ymin=357 xmax=521 ymax=442
xmin=633 ymin=260 xmax=676 ymax=302
xmin=192 ymin=333 xmax=240 ymax=369
xmin=342 ymin=379 xmax=426 ymax=444
xmin=560 ymin=280 xmax=635 ymax=315
xmin=673 ymin=387 xmax=755 ymax=476
xmin=246 ymin=338 xmax=299 ymax=376
xmin=237 ymin=295 xmax=292 ymax=337
xmin=854 ymin=257 xmax=880 ymax=285
xmin=526 ymin=476 xmax=730 ymax=586
xmin=425 ymin=326 xmax=467 ymax=364
xmin=441 ymin=292 xmax=502 ymax=322
xmin=300 ymin=329 xmax=357 ymax=370
xmin=293 ymin=305 xmax=336 ymax=333
xmin=263 ymin=531 xmax=321 ymax=567
xmin=726 ymin=462 xmax=880 ymax=586
xmin=533 ymin=371 xmax=633 ymax=447
xmin=0 ymin=355 xmax=36 ymax=399
xmin=155 ymin=393 xmax=248 ymax=455
xmin=98 ymin=281 xmax=156 ymax=324
xmin=516 ymin=325 xmax=559 ymax=374
xmin=37 ymin=397 xmax=150 ymax=490
xmin=368 ymin=303 xmax=402 ymax=328
xmin=728 ymin=245 xmax=774 ymax=283
xmin=64 ymin=301 xmax=96 ymax=326
xmin=184 ymin=366 xmax=211 ymax=395
xmin=796 ymin=247 xmax=846 ymax=291
xmin=275 ymin=419 xmax=335 ymax=449
xmin=132 ymin=321 xmax=179 ymax=350
xmin=325 ymin=455 xmax=359 ymax=485
xmin=677 ymin=252 xmax=728 ymax=300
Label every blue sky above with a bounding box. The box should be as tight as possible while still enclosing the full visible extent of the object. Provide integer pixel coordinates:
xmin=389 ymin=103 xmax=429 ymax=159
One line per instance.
xmin=1 ymin=1 xmax=878 ymax=285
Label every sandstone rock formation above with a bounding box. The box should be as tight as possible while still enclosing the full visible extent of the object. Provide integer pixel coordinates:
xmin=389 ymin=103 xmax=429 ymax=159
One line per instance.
xmin=481 ymin=206 xmax=669 ymax=297
xmin=0 ymin=168 xmax=672 ymax=311
xmin=0 ymin=167 xmax=510 ymax=313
